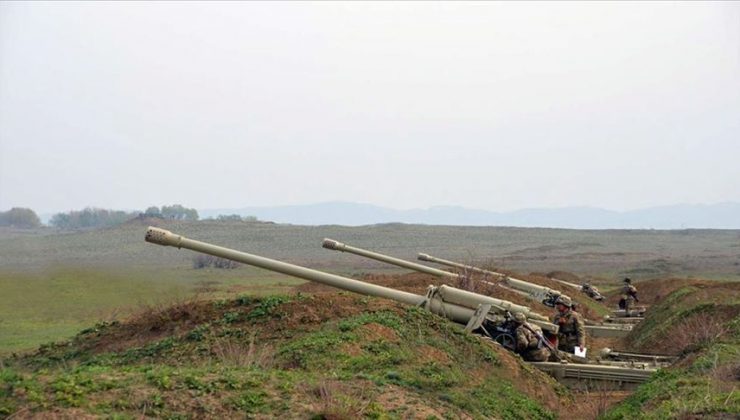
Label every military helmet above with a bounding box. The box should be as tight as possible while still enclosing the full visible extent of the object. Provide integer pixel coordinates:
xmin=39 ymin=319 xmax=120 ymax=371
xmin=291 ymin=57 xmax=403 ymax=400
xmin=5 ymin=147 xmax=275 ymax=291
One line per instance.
xmin=623 ymin=277 xmax=632 ymax=283
xmin=513 ymin=312 xmax=527 ymax=323
xmin=555 ymin=295 xmax=572 ymax=307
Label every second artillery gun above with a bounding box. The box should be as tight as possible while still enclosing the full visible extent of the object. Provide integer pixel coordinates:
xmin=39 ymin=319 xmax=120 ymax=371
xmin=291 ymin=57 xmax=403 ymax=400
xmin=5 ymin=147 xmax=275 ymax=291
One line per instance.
xmin=417 ymin=253 xmax=641 ymax=324
xmin=546 ymin=276 xmax=605 ymax=302
xmin=322 ymin=239 xmax=560 ymax=307
xmin=323 ymin=239 xmax=632 ymax=338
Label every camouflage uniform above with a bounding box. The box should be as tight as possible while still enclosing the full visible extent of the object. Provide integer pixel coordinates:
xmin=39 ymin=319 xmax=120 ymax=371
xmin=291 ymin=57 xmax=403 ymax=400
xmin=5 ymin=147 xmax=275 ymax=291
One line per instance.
xmin=551 ymin=309 xmax=586 ymax=353
xmin=620 ymin=284 xmax=639 ymax=312
xmin=514 ymin=322 xmax=550 ymax=362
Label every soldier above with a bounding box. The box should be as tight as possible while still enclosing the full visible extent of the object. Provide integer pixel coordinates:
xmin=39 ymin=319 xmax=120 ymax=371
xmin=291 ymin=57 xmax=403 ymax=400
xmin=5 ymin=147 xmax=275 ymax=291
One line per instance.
xmin=619 ymin=277 xmax=639 ymax=313
xmin=512 ymin=312 xmax=550 ymax=362
xmin=551 ymin=295 xmax=586 ymax=353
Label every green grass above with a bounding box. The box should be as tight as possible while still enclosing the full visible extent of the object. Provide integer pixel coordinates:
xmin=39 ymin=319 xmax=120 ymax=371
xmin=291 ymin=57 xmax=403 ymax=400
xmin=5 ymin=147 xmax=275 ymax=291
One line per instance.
xmin=0 ymin=269 xmax=180 ymax=355
xmin=1 ymin=296 xmax=558 ymax=419
xmin=602 ymin=342 xmax=740 ymax=419
xmin=604 ymin=287 xmax=740 ymax=419
xmin=0 ymin=363 xmax=300 ymax=417
xmin=0 ymin=267 xmax=304 ymax=355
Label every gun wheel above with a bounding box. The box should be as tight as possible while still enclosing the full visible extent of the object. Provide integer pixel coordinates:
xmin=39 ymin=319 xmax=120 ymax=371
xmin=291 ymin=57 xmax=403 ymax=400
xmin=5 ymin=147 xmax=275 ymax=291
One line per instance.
xmin=494 ymin=333 xmax=516 ymax=350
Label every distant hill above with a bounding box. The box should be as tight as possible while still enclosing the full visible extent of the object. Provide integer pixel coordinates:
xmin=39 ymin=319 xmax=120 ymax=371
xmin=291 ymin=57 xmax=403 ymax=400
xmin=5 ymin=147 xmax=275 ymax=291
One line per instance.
xmin=200 ymin=202 xmax=740 ymax=229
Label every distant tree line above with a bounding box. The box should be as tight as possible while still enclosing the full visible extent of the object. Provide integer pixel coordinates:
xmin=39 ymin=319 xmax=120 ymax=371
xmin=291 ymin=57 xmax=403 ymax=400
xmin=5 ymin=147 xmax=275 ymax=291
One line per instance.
xmin=0 ymin=207 xmax=41 ymax=228
xmin=3 ymin=204 xmax=246 ymax=230
xmin=215 ymin=214 xmax=258 ymax=222
xmin=142 ymin=204 xmax=199 ymax=221
xmin=49 ymin=207 xmax=138 ymax=229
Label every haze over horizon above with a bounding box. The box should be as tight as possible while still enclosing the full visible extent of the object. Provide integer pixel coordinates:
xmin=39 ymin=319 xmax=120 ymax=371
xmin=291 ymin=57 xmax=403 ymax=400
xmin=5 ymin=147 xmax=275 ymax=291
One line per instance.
xmin=1 ymin=2 xmax=739 ymax=215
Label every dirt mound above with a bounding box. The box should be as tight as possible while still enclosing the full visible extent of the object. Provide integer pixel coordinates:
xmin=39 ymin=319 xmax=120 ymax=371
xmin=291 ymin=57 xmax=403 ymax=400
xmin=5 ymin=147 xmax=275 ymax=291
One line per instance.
xmin=70 ymin=299 xmax=223 ymax=355
xmin=626 ymin=281 xmax=740 ymax=355
xmin=603 ymin=277 xmax=715 ymax=307
xmin=604 ymin=280 xmax=740 ymax=419
xmin=626 ymin=278 xmax=714 ymax=305
xmin=11 ymin=290 xmax=566 ymax=419
xmin=62 ymin=294 xmax=407 ymax=358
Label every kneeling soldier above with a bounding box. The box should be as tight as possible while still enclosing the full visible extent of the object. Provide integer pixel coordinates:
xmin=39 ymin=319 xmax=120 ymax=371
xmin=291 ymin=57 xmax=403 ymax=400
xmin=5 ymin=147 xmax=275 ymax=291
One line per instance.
xmin=512 ymin=312 xmax=550 ymax=362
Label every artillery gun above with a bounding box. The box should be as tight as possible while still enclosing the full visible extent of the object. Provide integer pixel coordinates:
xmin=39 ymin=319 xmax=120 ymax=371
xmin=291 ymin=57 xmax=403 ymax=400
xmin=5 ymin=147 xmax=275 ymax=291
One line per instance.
xmin=599 ymin=348 xmax=677 ymax=366
xmin=548 ymin=276 xmax=606 ymax=302
xmin=144 ymin=227 xmax=661 ymax=390
xmin=322 ymin=239 xmax=558 ymax=307
xmin=324 ymin=240 xmax=632 ymax=338
xmin=417 ymin=253 xmax=639 ymax=327
xmin=579 ymin=283 xmax=605 ymax=301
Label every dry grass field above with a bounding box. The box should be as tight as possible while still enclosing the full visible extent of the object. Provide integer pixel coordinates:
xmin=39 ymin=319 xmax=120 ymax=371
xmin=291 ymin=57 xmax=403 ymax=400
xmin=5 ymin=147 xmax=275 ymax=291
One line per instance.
xmin=3 ymin=218 xmax=739 ymax=277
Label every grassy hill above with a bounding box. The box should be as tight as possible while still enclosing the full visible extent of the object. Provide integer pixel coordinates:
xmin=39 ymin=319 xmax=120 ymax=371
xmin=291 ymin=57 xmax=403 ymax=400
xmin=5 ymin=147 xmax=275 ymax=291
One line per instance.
xmin=0 ymin=293 xmax=564 ymax=419
xmin=603 ymin=280 xmax=740 ymax=418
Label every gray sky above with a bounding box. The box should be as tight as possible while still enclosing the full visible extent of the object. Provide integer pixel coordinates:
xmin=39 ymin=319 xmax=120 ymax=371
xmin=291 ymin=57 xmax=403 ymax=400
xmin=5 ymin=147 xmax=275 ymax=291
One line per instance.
xmin=1 ymin=1 xmax=739 ymax=214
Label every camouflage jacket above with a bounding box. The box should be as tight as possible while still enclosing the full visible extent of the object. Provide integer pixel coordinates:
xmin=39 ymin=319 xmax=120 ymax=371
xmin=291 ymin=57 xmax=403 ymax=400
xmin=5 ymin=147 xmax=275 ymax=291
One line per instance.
xmin=515 ymin=323 xmax=550 ymax=362
xmin=551 ymin=309 xmax=586 ymax=349
xmin=515 ymin=322 xmax=543 ymax=352
xmin=622 ymin=284 xmax=638 ymax=300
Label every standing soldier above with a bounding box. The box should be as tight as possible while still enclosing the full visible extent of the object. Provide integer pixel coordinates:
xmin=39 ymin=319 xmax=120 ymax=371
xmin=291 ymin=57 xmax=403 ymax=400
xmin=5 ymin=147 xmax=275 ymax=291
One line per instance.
xmin=551 ymin=295 xmax=586 ymax=353
xmin=619 ymin=277 xmax=639 ymax=313
xmin=512 ymin=312 xmax=550 ymax=362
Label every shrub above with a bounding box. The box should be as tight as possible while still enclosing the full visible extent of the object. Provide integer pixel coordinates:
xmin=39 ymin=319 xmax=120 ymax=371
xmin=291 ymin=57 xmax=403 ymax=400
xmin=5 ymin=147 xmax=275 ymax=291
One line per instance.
xmin=0 ymin=207 xmax=41 ymax=228
xmin=161 ymin=204 xmax=198 ymax=221
xmin=217 ymin=214 xmax=243 ymax=221
xmin=143 ymin=206 xmax=163 ymax=218
xmin=192 ymin=254 xmax=240 ymax=269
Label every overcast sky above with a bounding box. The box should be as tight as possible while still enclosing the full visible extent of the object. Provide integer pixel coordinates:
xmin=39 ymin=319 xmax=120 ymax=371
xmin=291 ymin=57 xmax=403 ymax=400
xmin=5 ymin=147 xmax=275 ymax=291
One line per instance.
xmin=1 ymin=2 xmax=739 ymax=214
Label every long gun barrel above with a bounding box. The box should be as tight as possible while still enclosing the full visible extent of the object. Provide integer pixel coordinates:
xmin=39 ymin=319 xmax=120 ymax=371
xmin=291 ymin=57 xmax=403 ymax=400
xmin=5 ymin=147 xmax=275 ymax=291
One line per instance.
xmin=417 ymin=253 xmax=496 ymax=277
xmin=321 ymin=238 xmax=551 ymax=324
xmin=323 ymin=239 xmax=458 ymax=279
xmin=145 ymin=227 xmax=557 ymax=333
xmin=418 ymin=253 xmax=562 ymax=307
